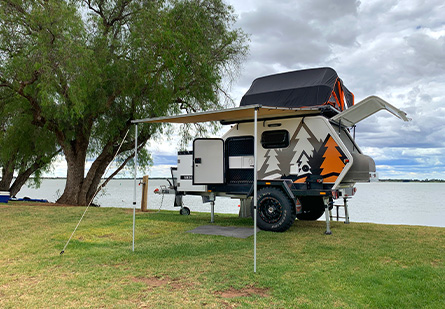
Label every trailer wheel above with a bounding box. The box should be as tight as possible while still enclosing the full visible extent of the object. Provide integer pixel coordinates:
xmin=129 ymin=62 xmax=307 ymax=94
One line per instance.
xmin=180 ymin=207 xmax=190 ymax=216
xmin=296 ymin=196 xmax=325 ymax=221
xmin=252 ymin=187 xmax=295 ymax=232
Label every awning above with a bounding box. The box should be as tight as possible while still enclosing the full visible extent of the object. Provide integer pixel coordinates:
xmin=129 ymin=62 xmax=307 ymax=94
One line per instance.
xmin=132 ymin=105 xmax=266 ymax=273
xmin=131 ymin=105 xmax=329 ymax=125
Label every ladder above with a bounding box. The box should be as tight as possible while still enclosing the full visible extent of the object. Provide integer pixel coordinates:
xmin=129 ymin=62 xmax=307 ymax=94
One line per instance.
xmin=330 ymin=197 xmax=350 ymax=223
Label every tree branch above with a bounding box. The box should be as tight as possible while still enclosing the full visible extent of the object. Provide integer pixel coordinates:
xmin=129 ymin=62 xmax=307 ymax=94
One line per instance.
xmin=84 ymin=0 xmax=105 ymax=19
xmin=108 ymin=0 xmax=133 ymax=26
xmin=100 ymin=142 xmax=145 ymax=189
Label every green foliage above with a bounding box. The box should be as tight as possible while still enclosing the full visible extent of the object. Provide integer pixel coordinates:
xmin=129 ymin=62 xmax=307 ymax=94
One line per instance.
xmin=0 ymin=88 xmax=59 ymax=192
xmin=1 ymin=205 xmax=444 ymax=307
xmin=0 ymin=0 xmax=248 ymax=203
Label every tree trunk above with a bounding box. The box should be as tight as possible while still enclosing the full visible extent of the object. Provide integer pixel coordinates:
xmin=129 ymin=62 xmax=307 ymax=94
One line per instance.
xmin=83 ymin=140 xmax=148 ymax=205
xmin=80 ymin=132 xmax=129 ymax=205
xmin=82 ymin=150 xmax=114 ymax=205
xmin=9 ymin=169 xmax=35 ymax=197
xmin=9 ymin=149 xmax=62 ymax=197
xmin=56 ymin=139 xmax=89 ymax=205
xmin=0 ymin=166 xmax=14 ymax=192
xmin=0 ymin=155 xmax=16 ymax=191
xmin=55 ymin=126 xmax=149 ymax=206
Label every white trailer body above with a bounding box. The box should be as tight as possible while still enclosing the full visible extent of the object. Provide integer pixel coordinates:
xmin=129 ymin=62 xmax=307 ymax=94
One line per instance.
xmin=219 ymin=115 xmax=368 ymax=189
xmin=176 ymin=152 xmax=206 ymax=192
xmin=136 ymin=68 xmax=410 ymax=232
xmin=164 ymin=96 xmax=409 ymax=232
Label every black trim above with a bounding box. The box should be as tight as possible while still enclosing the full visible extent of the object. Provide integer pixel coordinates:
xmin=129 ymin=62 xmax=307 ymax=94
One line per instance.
xmin=225 ymin=136 xmax=254 ymax=184
xmin=208 ymin=183 xmax=251 ymax=195
xmin=208 ymin=180 xmax=334 ymax=199
xmin=226 ymin=135 xmax=254 ymax=156
xmin=261 ymin=130 xmax=289 ymax=149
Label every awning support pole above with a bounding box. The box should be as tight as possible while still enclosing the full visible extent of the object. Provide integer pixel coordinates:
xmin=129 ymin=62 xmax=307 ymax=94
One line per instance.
xmin=133 ymin=124 xmax=138 ymax=251
xmin=254 ymin=107 xmax=258 ymax=273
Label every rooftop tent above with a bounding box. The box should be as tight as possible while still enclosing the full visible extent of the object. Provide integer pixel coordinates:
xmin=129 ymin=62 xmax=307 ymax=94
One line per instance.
xmin=239 ymin=67 xmax=354 ymax=111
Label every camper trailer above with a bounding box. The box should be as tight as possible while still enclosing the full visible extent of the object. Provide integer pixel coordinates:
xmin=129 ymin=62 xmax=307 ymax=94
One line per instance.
xmin=145 ymin=68 xmax=409 ymax=232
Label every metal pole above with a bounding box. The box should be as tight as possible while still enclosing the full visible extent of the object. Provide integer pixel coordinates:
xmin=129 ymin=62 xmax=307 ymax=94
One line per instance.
xmin=253 ymin=108 xmax=258 ymax=273
xmin=344 ymin=197 xmax=350 ymax=224
xmin=324 ymin=196 xmax=332 ymax=235
xmin=133 ymin=124 xmax=138 ymax=251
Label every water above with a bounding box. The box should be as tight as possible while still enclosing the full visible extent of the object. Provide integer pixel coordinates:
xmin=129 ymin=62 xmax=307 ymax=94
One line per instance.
xmin=16 ymin=179 xmax=445 ymax=228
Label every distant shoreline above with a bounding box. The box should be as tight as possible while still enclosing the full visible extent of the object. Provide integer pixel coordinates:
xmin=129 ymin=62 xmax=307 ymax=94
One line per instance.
xmin=35 ymin=177 xmax=170 ymax=180
xmin=23 ymin=177 xmax=445 ymax=183
xmin=378 ymin=179 xmax=445 ymax=183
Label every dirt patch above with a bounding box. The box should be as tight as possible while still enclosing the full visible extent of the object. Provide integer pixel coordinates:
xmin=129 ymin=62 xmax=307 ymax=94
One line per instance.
xmin=133 ymin=276 xmax=169 ymax=288
xmin=131 ymin=275 xmax=193 ymax=291
xmin=431 ymin=259 xmax=441 ymax=267
xmin=215 ymin=285 xmax=270 ymax=298
xmin=97 ymin=233 xmax=114 ymax=238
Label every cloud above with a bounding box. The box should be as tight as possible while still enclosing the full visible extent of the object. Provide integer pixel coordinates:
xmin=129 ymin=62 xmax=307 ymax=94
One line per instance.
xmin=362 ymin=144 xmax=445 ymax=179
xmin=42 ymin=1 xmax=440 ymax=180
xmin=234 ymin=0 xmax=360 ymax=75
xmin=152 ymin=154 xmax=177 ymax=166
xmin=39 ymin=1 xmax=442 ymax=180
xmin=223 ymin=0 xmax=445 ymax=179
xmin=148 ymin=164 xmax=175 ymax=178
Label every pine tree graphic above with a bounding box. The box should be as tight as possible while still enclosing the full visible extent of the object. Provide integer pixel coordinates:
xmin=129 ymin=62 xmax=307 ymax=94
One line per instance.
xmin=277 ymin=120 xmax=317 ymax=177
xmin=308 ymin=136 xmax=327 ymax=177
xmin=319 ymin=136 xmax=346 ymax=183
xmin=290 ymin=125 xmax=314 ymax=176
xmin=258 ymin=149 xmax=281 ymax=179
xmin=296 ymin=150 xmax=312 ymax=176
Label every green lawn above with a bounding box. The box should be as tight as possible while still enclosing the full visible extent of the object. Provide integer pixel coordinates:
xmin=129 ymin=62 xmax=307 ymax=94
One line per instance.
xmin=1 ymin=203 xmax=444 ymax=308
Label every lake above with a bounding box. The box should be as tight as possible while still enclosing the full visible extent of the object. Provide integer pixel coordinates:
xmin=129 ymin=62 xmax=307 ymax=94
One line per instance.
xmin=15 ymin=179 xmax=445 ymax=228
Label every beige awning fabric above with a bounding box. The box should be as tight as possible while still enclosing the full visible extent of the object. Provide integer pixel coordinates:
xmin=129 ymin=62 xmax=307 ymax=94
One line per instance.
xmin=132 ymin=105 xmax=324 ymax=125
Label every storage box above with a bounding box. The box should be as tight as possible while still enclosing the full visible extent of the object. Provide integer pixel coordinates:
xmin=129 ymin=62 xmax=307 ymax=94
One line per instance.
xmin=0 ymin=191 xmax=10 ymax=203
xmin=177 ymin=152 xmax=206 ymax=192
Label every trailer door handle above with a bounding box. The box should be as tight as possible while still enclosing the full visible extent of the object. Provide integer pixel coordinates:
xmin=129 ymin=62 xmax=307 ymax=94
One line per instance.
xmin=194 ymin=158 xmax=202 ymax=164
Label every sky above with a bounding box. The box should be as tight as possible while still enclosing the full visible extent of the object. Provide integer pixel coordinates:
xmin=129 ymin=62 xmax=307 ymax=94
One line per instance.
xmin=51 ymin=0 xmax=445 ymax=180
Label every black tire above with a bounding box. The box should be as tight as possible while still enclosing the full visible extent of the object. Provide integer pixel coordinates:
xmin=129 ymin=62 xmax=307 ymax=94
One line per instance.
xmin=251 ymin=187 xmax=295 ymax=232
xmin=296 ymin=196 xmax=325 ymax=221
xmin=180 ymin=207 xmax=190 ymax=216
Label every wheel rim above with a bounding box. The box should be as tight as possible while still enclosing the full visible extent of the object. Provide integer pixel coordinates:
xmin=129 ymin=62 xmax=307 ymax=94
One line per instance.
xmin=258 ymin=197 xmax=282 ymax=224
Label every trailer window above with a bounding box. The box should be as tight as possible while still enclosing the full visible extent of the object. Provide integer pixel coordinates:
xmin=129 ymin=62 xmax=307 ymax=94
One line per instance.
xmin=261 ymin=130 xmax=289 ymax=149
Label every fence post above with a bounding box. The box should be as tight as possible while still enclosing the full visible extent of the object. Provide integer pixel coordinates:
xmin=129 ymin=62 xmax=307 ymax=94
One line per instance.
xmin=141 ymin=175 xmax=149 ymax=212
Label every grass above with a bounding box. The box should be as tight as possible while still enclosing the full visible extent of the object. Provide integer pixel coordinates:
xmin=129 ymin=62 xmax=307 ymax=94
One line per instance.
xmin=1 ymin=202 xmax=444 ymax=308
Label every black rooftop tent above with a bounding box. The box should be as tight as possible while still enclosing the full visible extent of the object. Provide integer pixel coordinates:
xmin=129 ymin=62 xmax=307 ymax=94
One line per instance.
xmin=240 ymin=67 xmax=354 ymax=111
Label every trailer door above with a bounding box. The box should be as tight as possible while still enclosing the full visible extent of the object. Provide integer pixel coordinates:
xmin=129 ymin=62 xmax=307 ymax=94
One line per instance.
xmin=330 ymin=95 xmax=410 ymax=127
xmin=193 ymin=138 xmax=225 ymax=185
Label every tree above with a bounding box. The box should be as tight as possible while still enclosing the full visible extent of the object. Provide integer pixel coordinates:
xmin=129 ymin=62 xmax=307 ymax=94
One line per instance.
xmin=289 ymin=125 xmax=313 ymax=176
xmin=0 ymin=0 xmax=247 ymax=205
xmin=0 ymin=90 xmax=60 ymax=196
xmin=261 ymin=149 xmax=281 ymax=179
xmin=319 ymin=136 xmax=346 ymax=183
